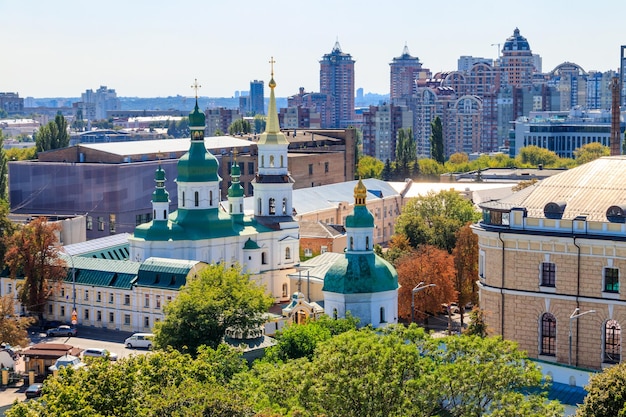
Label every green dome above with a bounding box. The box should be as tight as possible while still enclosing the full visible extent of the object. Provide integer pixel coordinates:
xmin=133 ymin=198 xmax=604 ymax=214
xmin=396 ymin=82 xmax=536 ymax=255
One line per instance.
xmin=345 ymin=205 xmax=374 ymax=228
xmin=322 ymin=252 xmax=398 ymax=294
xmin=228 ymin=182 xmax=244 ymax=197
xmin=189 ymin=101 xmax=205 ymax=128
xmin=177 ymin=142 xmax=220 ymax=182
xmin=243 ymin=238 xmax=260 ymax=250
xmin=152 ymin=166 xmax=169 ymax=203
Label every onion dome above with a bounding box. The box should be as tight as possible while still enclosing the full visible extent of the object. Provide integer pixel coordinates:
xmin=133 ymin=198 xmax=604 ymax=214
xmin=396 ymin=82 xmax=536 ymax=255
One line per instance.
xmin=228 ymin=163 xmax=244 ymax=198
xmin=323 ymin=253 xmax=398 ymax=294
xmin=502 ymin=28 xmax=531 ymax=52
xmin=177 ymin=97 xmax=220 ymax=183
xmin=152 ymin=165 xmax=169 ymax=203
xmin=345 ymin=180 xmax=374 ymax=228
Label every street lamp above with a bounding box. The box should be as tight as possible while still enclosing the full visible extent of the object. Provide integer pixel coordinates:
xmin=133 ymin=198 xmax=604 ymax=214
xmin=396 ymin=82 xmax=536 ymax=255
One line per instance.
xmin=569 ymin=307 xmax=595 ymax=366
xmin=68 ymin=254 xmax=77 ymax=325
xmin=411 ymin=282 xmax=436 ymax=323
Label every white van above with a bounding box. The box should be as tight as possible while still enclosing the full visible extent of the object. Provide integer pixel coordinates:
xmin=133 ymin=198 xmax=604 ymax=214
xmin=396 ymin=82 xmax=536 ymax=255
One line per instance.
xmin=124 ymin=333 xmax=154 ymax=349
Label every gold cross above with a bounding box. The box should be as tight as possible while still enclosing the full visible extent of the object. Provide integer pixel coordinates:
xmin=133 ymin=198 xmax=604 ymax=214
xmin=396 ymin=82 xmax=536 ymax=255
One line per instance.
xmin=191 ymin=79 xmax=201 ymax=98
xmin=233 ymin=148 xmax=238 ymax=162
xmin=269 ymin=57 xmax=276 ymax=77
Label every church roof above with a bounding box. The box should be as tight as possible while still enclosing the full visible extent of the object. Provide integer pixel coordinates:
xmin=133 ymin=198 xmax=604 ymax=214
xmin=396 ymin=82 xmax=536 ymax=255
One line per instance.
xmin=322 ymin=252 xmax=398 ymax=294
xmin=257 ymin=63 xmax=289 ymax=146
xmin=136 ymin=257 xmax=204 ymax=289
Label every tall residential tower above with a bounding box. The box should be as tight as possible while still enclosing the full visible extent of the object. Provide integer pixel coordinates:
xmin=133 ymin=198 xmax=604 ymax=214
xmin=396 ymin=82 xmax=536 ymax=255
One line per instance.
xmin=320 ymin=41 xmax=355 ymax=128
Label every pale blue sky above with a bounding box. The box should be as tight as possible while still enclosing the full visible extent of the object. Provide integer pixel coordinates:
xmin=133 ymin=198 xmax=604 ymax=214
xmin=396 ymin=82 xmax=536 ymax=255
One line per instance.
xmin=2 ymin=0 xmax=625 ymax=98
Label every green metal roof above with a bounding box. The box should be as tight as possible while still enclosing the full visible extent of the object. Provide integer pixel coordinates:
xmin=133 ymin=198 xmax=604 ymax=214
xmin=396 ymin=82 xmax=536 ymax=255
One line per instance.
xmin=136 ymin=257 xmax=203 ymax=289
xmin=345 ymin=205 xmax=375 ymax=228
xmin=60 ymin=255 xmax=139 ymax=290
xmin=322 ymin=252 xmax=398 ymax=294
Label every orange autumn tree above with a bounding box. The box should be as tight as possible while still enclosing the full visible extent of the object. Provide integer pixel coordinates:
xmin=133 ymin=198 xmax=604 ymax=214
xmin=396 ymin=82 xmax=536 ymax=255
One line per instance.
xmin=4 ymin=217 xmax=67 ymax=320
xmin=396 ymin=244 xmax=457 ymax=322
xmin=452 ymin=223 xmax=479 ymax=326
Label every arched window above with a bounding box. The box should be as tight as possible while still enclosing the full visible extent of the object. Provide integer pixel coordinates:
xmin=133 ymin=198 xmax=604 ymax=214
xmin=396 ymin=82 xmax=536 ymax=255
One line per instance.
xmin=280 ymin=155 xmax=284 ymax=167
xmin=282 ymin=283 xmax=288 ymax=298
xmin=366 ymin=236 xmax=370 ymax=250
xmin=229 ymin=203 xmax=233 ymax=213
xmin=540 ymin=313 xmax=556 ymax=356
xmin=194 ymin=191 xmax=199 ymax=207
xmin=285 ymin=247 xmax=291 ymax=260
xmin=257 ymin=198 xmax=262 ymax=215
xmin=604 ymin=319 xmax=621 ymax=364
xmin=153 ymin=209 xmax=156 ymax=219
xmin=182 ymin=191 xmax=185 ymax=207
xmin=209 ymin=190 xmax=213 ymax=206
xmin=261 ymin=252 xmax=267 ymax=265
xmin=350 ymin=237 xmax=354 ymax=250
xmin=333 ymin=308 xmax=338 ymax=320
xmin=261 ymin=155 xmax=264 ymax=167
xmin=270 ymin=155 xmax=275 ymax=167
xmin=269 ymin=198 xmax=276 ymax=215
xmin=239 ymin=203 xmax=243 ymax=212
xmin=163 ymin=209 xmax=166 ymax=219
xmin=380 ymin=307 xmax=386 ymax=323
xmin=282 ymin=198 xmax=287 ymax=215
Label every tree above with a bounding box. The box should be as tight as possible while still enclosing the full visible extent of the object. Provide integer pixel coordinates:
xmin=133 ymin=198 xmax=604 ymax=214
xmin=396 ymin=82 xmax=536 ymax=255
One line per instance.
xmin=575 ymin=362 xmax=626 ymax=417
xmin=382 ymin=233 xmax=413 ymax=266
xmin=0 ymin=294 xmax=36 ymax=347
xmin=253 ymin=115 xmax=266 ymax=133
xmin=464 ymin=306 xmax=488 ymax=337
xmin=574 ymin=142 xmax=610 ymax=165
xmin=452 ymin=224 xmax=479 ymax=325
xmin=515 ymin=145 xmax=558 ymax=167
xmin=0 ymin=131 xmax=7 ymax=200
xmin=396 ymin=245 xmax=457 ymax=323
xmin=381 ymin=158 xmax=392 ymax=181
xmin=4 ymin=217 xmax=66 ymax=319
xmin=448 ymin=152 xmax=469 ymax=165
xmin=429 ymin=116 xmax=445 ymax=164
xmin=228 ymin=119 xmax=251 ymax=135
xmin=418 ymin=157 xmax=445 ymax=178
xmin=153 ymin=264 xmax=274 ymax=354
xmin=35 ymin=113 xmax=69 ymax=152
xmin=395 ymin=127 xmax=416 ymax=177
xmin=394 ymin=189 xmax=482 ymax=253
xmin=356 ymin=155 xmax=383 ymax=179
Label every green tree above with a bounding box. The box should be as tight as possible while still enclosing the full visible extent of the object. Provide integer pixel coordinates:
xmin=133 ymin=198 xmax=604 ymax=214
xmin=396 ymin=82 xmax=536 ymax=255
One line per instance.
xmin=4 ymin=217 xmax=67 ymax=320
xmin=395 ymin=127 xmax=416 ymax=177
xmin=228 ymin=119 xmax=251 ymax=135
xmin=418 ymin=157 xmax=446 ymax=178
xmin=464 ymin=306 xmax=488 ymax=337
xmin=5 ymin=147 xmax=36 ymax=161
xmin=575 ymin=362 xmax=626 ymax=417
xmin=35 ymin=112 xmax=69 ymax=152
xmin=253 ymin=114 xmax=266 ymax=133
xmin=381 ymin=158 xmax=392 ymax=181
xmin=356 ymin=155 xmax=384 ymax=179
xmin=395 ymin=189 xmax=481 ymax=253
xmin=153 ymin=264 xmax=274 ymax=354
xmin=429 ymin=116 xmax=445 ymax=164
xmin=72 ymin=109 xmax=85 ymax=132
xmin=574 ymin=142 xmax=610 ymax=165
xmin=0 ymin=131 xmax=8 ymax=200
xmin=515 ymin=145 xmax=559 ymax=167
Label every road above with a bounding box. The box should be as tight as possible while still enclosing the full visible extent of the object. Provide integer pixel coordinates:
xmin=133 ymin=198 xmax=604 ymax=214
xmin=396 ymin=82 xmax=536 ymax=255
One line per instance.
xmin=0 ymin=325 xmax=150 ymax=415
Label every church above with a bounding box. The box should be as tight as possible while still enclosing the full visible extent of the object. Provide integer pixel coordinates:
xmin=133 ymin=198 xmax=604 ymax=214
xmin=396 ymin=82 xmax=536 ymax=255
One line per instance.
xmin=128 ymin=73 xmax=300 ymax=302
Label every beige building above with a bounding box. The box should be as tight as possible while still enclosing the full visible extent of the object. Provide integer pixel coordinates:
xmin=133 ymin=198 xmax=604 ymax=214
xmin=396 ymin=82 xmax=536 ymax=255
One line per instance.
xmin=473 ymin=156 xmax=626 ymax=371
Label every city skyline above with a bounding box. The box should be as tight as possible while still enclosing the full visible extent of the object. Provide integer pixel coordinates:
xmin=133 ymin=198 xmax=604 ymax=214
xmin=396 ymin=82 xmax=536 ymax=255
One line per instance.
xmin=3 ymin=0 xmax=626 ymax=99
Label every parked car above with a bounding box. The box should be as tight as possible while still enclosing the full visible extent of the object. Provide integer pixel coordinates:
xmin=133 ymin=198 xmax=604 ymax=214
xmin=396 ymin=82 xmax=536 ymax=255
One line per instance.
xmin=24 ymin=383 xmax=43 ymax=399
xmin=124 ymin=333 xmax=154 ymax=349
xmin=46 ymin=325 xmax=77 ymax=337
xmin=441 ymin=303 xmax=460 ymax=315
xmin=48 ymin=354 xmax=86 ymax=372
xmin=42 ymin=320 xmax=62 ymax=331
xmin=82 ymin=348 xmax=118 ymax=361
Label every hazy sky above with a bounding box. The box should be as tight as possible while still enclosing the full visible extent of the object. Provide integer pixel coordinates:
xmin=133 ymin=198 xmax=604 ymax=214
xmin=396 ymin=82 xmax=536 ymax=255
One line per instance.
xmin=3 ymin=0 xmax=625 ymax=98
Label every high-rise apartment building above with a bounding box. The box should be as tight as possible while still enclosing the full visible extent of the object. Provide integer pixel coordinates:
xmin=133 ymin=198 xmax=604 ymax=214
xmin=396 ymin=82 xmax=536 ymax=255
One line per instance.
xmin=250 ymin=80 xmax=265 ymax=115
xmin=320 ymin=41 xmax=355 ymax=128
xmin=361 ymin=103 xmax=413 ymax=162
xmin=499 ymin=28 xmax=535 ymax=88
xmin=0 ymin=92 xmax=24 ymax=115
xmin=79 ymin=86 xmax=120 ymax=121
xmin=389 ymin=45 xmax=430 ymax=102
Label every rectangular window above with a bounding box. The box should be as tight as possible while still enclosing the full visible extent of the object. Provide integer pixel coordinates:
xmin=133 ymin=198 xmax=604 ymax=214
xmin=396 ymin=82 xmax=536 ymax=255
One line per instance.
xmin=98 ymin=216 xmax=105 ymax=231
xmin=136 ymin=214 xmax=143 ymax=226
xmin=48 ymin=304 xmax=53 ymax=314
xmin=97 ymin=292 xmax=102 ymax=302
xmin=84 ymin=290 xmax=89 ymax=301
xmin=61 ymin=288 xmax=65 ymax=297
xmin=324 ymin=162 xmax=329 ymax=173
xmin=248 ymin=162 xmax=254 ymax=175
xmin=166 ymin=296 xmax=172 ymax=304
xmin=308 ymin=164 xmax=313 ymax=175
xmin=84 ymin=309 xmax=89 ymax=320
xmin=60 ymin=306 xmax=65 ymax=316
xmin=124 ymin=314 xmax=131 ymax=326
xmin=605 ymin=267 xmax=620 ymax=293
xmin=109 ymin=293 xmax=114 ymax=304
xmin=144 ymin=294 xmax=150 ymax=308
xmin=97 ymin=310 xmax=102 ymax=321
xmin=144 ymin=317 xmax=150 ymax=328
xmin=109 ymin=312 xmax=114 ymax=323
xmin=156 ymin=295 xmax=161 ymax=309
xmin=124 ymin=294 xmax=130 ymax=306
xmin=304 ymin=248 xmax=312 ymax=257
xmin=86 ymin=216 xmax=93 ymax=230
xmin=321 ymin=246 xmax=328 ymax=254
xmin=109 ymin=214 xmax=116 ymax=233
xmin=7 ymin=283 xmax=11 ymax=294
xmin=541 ymin=262 xmax=556 ymax=287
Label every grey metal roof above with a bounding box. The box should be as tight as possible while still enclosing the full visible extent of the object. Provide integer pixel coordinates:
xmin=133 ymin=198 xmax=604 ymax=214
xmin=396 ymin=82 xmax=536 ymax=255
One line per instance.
xmin=287 ymin=252 xmax=345 ymax=284
xmin=80 ymin=136 xmax=254 ymax=157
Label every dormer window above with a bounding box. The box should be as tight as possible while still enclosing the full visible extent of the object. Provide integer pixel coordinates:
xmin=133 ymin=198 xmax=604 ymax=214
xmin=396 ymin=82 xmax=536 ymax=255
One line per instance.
xmin=607 ymin=205 xmax=626 ymax=223
xmin=544 ymin=201 xmax=566 ymax=219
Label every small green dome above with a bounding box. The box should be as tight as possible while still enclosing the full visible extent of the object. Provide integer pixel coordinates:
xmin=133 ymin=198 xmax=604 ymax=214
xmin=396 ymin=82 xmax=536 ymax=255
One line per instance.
xmin=322 ymin=252 xmax=398 ymax=294
xmin=228 ymin=182 xmax=244 ymax=198
xmin=345 ymin=205 xmax=374 ymax=228
xmin=189 ymin=101 xmax=205 ymax=128
xmin=152 ymin=166 xmax=169 ymax=203
xmin=243 ymin=238 xmax=260 ymax=250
